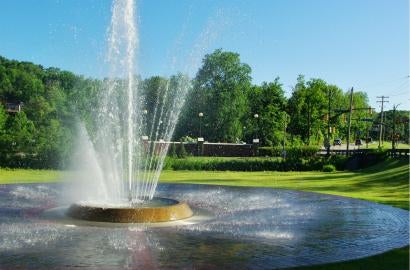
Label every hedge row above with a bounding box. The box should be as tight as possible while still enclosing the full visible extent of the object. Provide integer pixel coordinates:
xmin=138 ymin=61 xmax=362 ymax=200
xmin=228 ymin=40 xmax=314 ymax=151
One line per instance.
xmin=258 ymin=145 xmax=320 ymax=158
xmin=163 ymin=155 xmax=348 ymax=172
xmin=0 ymin=153 xmax=62 ymax=169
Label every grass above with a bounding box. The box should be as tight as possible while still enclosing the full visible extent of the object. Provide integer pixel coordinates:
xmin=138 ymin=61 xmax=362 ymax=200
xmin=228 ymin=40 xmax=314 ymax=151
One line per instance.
xmin=0 ymin=168 xmax=61 ymax=184
xmin=0 ymin=159 xmax=408 ymax=269
xmin=366 ymin=141 xmax=410 ymax=150
xmin=160 ymin=159 xmax=409 ymax=209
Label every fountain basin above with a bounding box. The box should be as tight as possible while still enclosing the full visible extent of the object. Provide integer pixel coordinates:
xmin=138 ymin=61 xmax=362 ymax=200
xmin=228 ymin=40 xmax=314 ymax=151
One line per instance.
xmin=67 ymin=197 xmax=193 ymax=223
xmin=1 ymin=183 xmax=409 ymax=269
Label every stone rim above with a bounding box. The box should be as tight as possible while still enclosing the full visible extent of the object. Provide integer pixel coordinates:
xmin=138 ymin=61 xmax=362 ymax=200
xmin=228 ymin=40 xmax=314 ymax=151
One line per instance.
xmin=67 ymin=198 xmax=193 ymax=223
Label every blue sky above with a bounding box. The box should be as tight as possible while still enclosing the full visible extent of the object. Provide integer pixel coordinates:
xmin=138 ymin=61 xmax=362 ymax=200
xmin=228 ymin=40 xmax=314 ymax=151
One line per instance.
xmin=0 ymin=0 xmax=408 ymax=111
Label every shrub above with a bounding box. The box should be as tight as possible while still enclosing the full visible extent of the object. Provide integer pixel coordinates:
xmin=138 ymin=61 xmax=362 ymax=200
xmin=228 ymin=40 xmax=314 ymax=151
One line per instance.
xmin=178 ymin=142 xmax=187 ymax=158
xmin=179 ymin=136 xmax=196 ymax=143
xmin=168 ymin=143 xmax=177 ymax=158
xmin=258 ymin=147 xmax=274 ymax=157
xmin=258 ymin=145 xmax=320 ymax=159
xmin=322 ymin=164 xmax=336 ymax=172
xmin=165 ymin=155 xmax=349 ymax=172
xmin=328 ymin=155 xmax=348 ymax=170
xmin=167 ymin=157 xmax=306 ymax=172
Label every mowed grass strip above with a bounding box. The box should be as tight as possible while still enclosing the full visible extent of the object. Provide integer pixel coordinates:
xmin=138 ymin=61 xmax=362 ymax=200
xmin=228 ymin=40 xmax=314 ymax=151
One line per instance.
xmin=0 ymin=169 xmax=61 ymax=184
xmin=160 ymin=159 xmax=409 ymax=210
xmin=1 ymin=159 xmax=408 ymax=209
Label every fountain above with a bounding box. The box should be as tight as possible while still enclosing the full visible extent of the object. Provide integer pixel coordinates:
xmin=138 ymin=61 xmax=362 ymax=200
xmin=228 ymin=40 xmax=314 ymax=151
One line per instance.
xmin=67 ymin=0 xmax=193 ymax=223
xmin=0 ymin=0 xmax=408 ymax=268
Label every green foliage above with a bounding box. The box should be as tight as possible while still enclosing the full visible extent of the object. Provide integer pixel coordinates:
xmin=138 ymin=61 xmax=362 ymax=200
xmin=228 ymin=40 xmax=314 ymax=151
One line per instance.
xmin=164 ymin=155 xmax=348 ymax=172
xmin=0 ymin=56 xmax=88 ymax=168
xmin=0 ymin=53 xmax=404 ymax=169
xmin=258 ymin=145 xmax=320 ymax=159
xmin=168 ymin=143 xmax=177 ymax=158
xmin=178 ymin=142 xmax=188 ymax=158
xmin=166 ymin=157 xmax=299 ymax=171
xmin=373 ymin=109 xmax=409 ymax=144
xmin=322 ymin=164 xmax=336 ymax=172
xmin=179 ymin=136 xmax=196 ymax=142
xmin=0 ymin=105 xmax=7 ymax=131
xmin=243 ymin=79 xmax=287 ymax=145
xmin=176 ymin=49 xmax=251 ymax=142
xmin=286 ymin=76 xmax=371 ymax=145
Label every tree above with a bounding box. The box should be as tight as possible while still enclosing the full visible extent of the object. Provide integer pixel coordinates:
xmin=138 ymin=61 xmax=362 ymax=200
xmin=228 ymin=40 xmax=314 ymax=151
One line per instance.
xmin=373 ymin=109 xmax=409 ymax=145
xmin=287 ymin=76 xmax=347 ymax=145
xmin=287 ymin=76 xmax=326 ymax=144
xmin=7 ymin=112 xmax=36 ymax=154
xmin=177 ymin=49 xmax=252 ymax=142
xmin=244 ymin=78 xmax=287 ymax=146
xmin=0 ymin=105 xmax=7 ymax=132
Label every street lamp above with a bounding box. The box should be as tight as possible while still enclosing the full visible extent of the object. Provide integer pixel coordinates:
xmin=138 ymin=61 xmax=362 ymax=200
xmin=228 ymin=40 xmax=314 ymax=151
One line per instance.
xmin=142 ymin=109 xmax=148 ymax=139
xmin=253 ymin=113 xmax=259 ymax=143
xmin=253 ymin=114 xmax=259 ymax=138
xmin=252 ymin=113 xmax=259 ymax=156
xmin=282 ymin=113 xmax=288 ymax=159
xmin=198 ymin=112 xmax=204 ymax=138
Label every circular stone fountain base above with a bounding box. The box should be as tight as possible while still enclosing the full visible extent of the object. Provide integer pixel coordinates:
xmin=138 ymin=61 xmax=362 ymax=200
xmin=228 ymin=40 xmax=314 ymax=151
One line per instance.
xmin=67 ymin=197 xmax=193 ymax=223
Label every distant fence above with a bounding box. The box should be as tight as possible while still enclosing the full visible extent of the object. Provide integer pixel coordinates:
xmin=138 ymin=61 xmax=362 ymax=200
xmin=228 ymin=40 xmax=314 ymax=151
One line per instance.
xmin=318 ymin=148 xmax=409 ymax=158
xmin=144 ymin=141 xmax=256 ymax=157
xmin=145 ymin=140 xmax=409 ymax=158
xmin=387 ymin=149 xmax=409 ymax=158
xmin=318 ymin=149 xmax=372 ymax=156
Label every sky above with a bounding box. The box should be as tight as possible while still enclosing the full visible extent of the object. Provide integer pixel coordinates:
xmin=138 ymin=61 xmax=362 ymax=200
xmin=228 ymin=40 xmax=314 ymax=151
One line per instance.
xmin=0 ymin=0 xmax=408 ymax=111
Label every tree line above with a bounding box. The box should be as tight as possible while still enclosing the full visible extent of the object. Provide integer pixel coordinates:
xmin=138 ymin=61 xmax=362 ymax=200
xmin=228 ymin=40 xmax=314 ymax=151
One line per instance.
xmin=0 ymin=51 xmax=408 ymax=168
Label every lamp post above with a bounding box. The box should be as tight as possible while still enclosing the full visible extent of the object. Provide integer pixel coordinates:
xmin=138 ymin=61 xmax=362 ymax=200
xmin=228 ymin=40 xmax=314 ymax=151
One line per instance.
xmin=326 ymin=87 xmax=332 ymax=156
xmin=140 ymin=109 xmax=149 ymax=155
xmin=198 ymin=112 xmax=204 ymax=138
xmin=282 ymin=113 xmax=288 ymax=159
xmin=252 ymin=113 xmax=259 ymax=156
xmin=198 ymin=112 xmax=204 ymax=156
xmin=142 ymin=109 xmax=148 ymax=133
xmin=392 ymin=104 xmax=400 ymax=153
xmin=253 ymin=113 xmax=259 ymax=140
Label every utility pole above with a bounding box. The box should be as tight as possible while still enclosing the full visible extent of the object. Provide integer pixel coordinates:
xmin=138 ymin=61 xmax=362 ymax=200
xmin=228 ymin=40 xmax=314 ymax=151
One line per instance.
xmin=366 ymin=107 xmax=372 ymax=149
xmin=377 ymin=96 xmax=389 ymax=148
xmin=307 ymin=101 xmax=311 ymax=145
xmin=283 ymin=113 xmax=287 ymax=159
xmin=392 ymin=104 xmax=400 ymax=152
xmin=327 ymin=87 xmax=332 ymax=156
xmin=346 ymin=88 xmax=354 ymax=156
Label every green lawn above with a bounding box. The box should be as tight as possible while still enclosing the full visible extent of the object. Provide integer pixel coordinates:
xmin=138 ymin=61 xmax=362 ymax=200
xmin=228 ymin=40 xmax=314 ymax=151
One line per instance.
xmin=0 ymin=159 xmax=408 ymax=269
xmin=0 ymin=168 xmax=61 ymax=184
xmin=366 ymin=141 xmax=410 ymax=150
xmin=160 ymin=159 xmax=409 ymax=210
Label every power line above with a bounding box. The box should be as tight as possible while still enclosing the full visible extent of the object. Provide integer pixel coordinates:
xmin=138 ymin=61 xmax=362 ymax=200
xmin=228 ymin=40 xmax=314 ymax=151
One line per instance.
xmin=358 ymin=75 xmax=409 ymax=89
xmin=389 ymin=80 xmax=409 ymax=96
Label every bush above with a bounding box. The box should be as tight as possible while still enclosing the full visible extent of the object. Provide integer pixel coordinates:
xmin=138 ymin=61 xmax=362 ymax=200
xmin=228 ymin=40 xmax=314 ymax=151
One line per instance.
xmin=168 ymin=143 xmax=177 ymax=158
xmin=178 ymin=142 xmax=188 ymax=158
xmin=322 ymin=164 xmax=336 ymax=172
xmin=258 ymin=145 xmax=320 ymax=159
xmin=165 ymin=157 xmax=340 ymax=172
xmin=345 ymin=149 xmax=389 ymax=170
xmin=164 ymin=155 xmax=350 ymax=172
xmin=258 ymin=147 xmax=272 ymax=157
